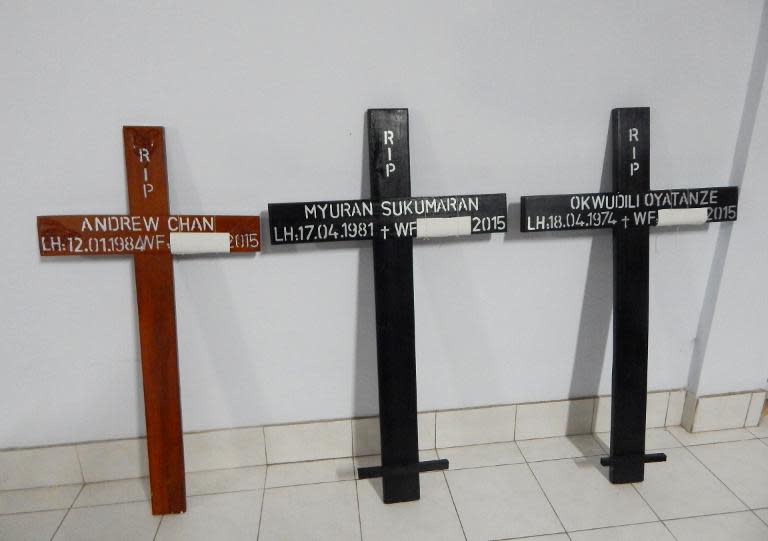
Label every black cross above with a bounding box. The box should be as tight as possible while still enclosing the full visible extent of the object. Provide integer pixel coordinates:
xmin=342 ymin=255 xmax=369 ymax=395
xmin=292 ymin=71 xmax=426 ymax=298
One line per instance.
xmin=269 ymin=109 xmax=507 ymax=502
xmin=521 ymin=107 xmax=738 ymax=483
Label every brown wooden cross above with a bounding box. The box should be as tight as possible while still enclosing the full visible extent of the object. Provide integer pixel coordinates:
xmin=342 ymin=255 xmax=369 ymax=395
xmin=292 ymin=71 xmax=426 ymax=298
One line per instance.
xmin=37 ymin=127 xmax=260 ymax=515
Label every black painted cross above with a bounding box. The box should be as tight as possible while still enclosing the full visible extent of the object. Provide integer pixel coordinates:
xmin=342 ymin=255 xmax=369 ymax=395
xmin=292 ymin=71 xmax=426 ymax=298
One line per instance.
xmin=269 ymin=109 xmax=507 ymax=503
xmin=37 ymin=127 xmax=261 ymax=514
xmin=520 ymin=108 xmax=738 ymax=483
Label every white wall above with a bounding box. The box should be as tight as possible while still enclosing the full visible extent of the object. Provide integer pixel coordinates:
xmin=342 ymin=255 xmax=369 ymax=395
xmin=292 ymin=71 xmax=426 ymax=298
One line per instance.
xmin=1 ymin=0 xmax=765 ymax=448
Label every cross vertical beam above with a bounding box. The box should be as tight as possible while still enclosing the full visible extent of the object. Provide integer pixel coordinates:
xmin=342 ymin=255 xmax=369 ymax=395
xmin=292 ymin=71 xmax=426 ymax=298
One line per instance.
xmin=368 ymin=109 xmax=420 ymax=502
xmin=37 ymin=127 xmax=260 ymax=515
xmin=123 ymin=127 xmax=186 ymax=513
xmin=520 ymin=108 xmax=738 ymax=482
xmin=268 ymin=109 xmax=505 ymax=502
xmin=608 ymin=109 xmax=652 ymax=483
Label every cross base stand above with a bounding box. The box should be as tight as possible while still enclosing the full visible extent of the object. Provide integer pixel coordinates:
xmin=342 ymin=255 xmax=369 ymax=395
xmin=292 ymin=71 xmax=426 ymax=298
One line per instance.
xmin=357 ymin=459 xmax=449 ymax=503
xmin=600 ymin=452 xmax=667 ymax=483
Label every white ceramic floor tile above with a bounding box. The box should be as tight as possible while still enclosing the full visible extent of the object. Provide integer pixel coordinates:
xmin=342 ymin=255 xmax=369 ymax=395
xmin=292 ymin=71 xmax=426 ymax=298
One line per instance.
xmin=186 ymin=465 xmax=266 ymax=496
xmin=354 ymin=450 xmax=439 ymax=472
xmin=530 ymin=457 xmax=656 ymax=531
xmin=435 ymin=405 xmax=516 ymax=448
xmin=54 ymin=501 xmax=160 ymax=541
xmin=183 ymin=428 xmax=266 ymax=472
xmin=633 ymin=447 xmax=746 ymax=519
xmin=0 ymin=446 xmax=82 ymax=490
xmin=76 ymin=439 xmax=148 ymax=483
xmin=265 ymin=458 xmax=354 ymax=488
xmin=666 ymin=390 xmax=686 ymax=426
xmin=665 ymin=511 xmax=768 ymax=540
xmin=0 ymin=509 xmax=66 ymax=541
xmin=264 ymin=420 xmax=351 ymax=463
xmin=689 ymin=439 xmax=768 ymax=508
xmin=518 ymin=435 xmax=604 ymax=462
xmin=73 ymin=478 xmax=149 ymax=507
xmin=569 ymin=521 xmax=674 ymax=540
xmin=595 ymin=428 xmax=682 ymax=451
xmin=437 ymin=441 xmax=524 ymax=469
xmin=747 ymin=416 xmax=768 ymax=438
xmin=446 ymin=464 xmax=563 ymax=541
xmin=667 ymin=426 xmax=755 ymax=446
xmin=259 ymin=480 xmax=360 ymax=541
xmin=0 ymin=484 xmax=81 ymax=514
xmin=357 ymin=471 xmax=464 ymax=541
xmin=754 ymin=507 xmax=768 ymax=526
xmin=516 ymin=399 xmax=594 ymax=440
xmin=155 ymin=490 xmax=262 ymax=541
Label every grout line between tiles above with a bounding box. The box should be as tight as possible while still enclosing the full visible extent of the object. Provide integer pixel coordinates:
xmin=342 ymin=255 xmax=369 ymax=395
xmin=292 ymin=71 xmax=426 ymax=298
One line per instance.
xmin=492 ymin=530 xmax=574 ymax=541
xmin=0 ymin=508 xmax=71 ymax=518
xmin=349 ymin=420 xmax=363 ymax=541
xmin=492 ymin=520 xmax=679 ymax=540
xmin=48 ymin=483 xmax=84 ymax=541
xmin=0 ymin=483 xmax=84 ymax=497
xmin=433 ymin=411 xmax=437 ymax=450
xmin=681 ymin=445 xmax=752 ymax=510
xmin=59 ymin=487 xmax=265 ymax=512
xmin=564 ymin=518 xmax=669 ymax=534
xmin=73 ymin=446 xmax=85 ymax=485
xmin=629 ymin=476 xmax=678 ymax=540
xmin=665 ymin=427 xmax=686 ymax=447
xmin=255 ymin=477 xmax=267 ymax=541
xmin=152 ymin=515 xmax=162 ymax=541
xmin=265 ymin=478 xmax=359 ymax=492
xmin=261 ymin=426 xmax=268 ymax=470
xmin=750 ymin=508 xmax=768 ymax=529
xmin=524 ymin=461 xmax=567 ymax=536
xmin=513 ymin=404 xmax=518 ymax=441
xmin=742 ymin=394 xmax=754 ymax=428
xmin=661 ymin=392 xmax=671 ymax=428
xmin=662 ymin=508 xmax=763 ymax=526
xmin=353 ymin=480 xmax=363 ymax=541
xmin=753 ymin=507 xmax=768 ymax=527
xmin=441 ymin=470 xmax=468 ymax=541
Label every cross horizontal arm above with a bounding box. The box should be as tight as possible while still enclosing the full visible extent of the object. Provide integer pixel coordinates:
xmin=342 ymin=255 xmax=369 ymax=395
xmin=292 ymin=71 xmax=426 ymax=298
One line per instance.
xmin=268 ymin=193 xmax=507 ymax=245
xmin=37 ymin=215 xmax=260 ymax=256
xmin=521 ymin=186 xmax=738 ymax=232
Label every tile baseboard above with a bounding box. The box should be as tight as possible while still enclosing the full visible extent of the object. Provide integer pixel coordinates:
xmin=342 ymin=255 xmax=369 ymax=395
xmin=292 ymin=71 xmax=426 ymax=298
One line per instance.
xmin=682 ymin=390 xmax=766 ymax=432
xmin=2 ymin=388 xmax=764 ymax=490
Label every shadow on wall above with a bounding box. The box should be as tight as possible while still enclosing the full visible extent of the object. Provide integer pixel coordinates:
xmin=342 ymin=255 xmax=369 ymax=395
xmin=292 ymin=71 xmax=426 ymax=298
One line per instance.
xmin=503 ymin=119 xmax=613 ymax=463
xmin=162 ymin=130 xmax=264 ymax=429
xmin=687 ymin=0 xmax=768 ymax=396
xmin=258 ymin=113 xmax=380 ymax=432
xmin=567 ymin=123 xmax=613 ymax=461
xmin=354 ymin=112 xmax=379 ymax=419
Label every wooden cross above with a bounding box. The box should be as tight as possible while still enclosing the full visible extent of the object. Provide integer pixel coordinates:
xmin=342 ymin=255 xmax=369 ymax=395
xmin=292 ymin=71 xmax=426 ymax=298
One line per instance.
xmin=37 ymin=127 xmax=260 ymax=515
xmin=520 ymin=108 xmax=738 ymax=483
xmin=269 ymin=109 xmax=507 ymax=503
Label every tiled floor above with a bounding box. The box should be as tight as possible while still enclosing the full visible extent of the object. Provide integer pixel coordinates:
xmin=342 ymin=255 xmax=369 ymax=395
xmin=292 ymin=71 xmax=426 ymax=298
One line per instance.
xmin=2 ymin=428 xmax=768 ymax=540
